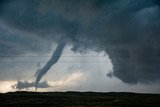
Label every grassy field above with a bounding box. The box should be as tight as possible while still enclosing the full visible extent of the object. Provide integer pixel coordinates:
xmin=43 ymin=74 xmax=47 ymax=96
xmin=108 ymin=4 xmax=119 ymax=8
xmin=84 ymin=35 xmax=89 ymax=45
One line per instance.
xmin=0 ymin=91 xmax=160 ymax=107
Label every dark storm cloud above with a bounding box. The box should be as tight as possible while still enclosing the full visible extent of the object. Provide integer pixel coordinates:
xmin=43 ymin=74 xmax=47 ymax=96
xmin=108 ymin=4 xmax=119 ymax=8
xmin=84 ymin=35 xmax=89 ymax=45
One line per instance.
xmin=0 ymin=24 xmax=51 ymax=58
xmin=0 ymin=0 xmax=160 ymax=84
xmin=0 ymin=0 xmax=11 ymax=11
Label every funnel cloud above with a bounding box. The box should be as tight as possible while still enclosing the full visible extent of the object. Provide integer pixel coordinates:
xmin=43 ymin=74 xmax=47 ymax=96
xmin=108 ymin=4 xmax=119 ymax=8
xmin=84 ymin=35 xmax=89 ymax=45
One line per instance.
xmin=0 ymin=0 xmax=160 ymax=86
xmin=35 ymin=40 xmax=66 ymax=86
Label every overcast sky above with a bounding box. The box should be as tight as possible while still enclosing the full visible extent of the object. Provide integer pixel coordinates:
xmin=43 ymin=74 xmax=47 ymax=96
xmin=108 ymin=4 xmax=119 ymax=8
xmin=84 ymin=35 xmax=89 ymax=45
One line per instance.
xmin=0 ymin=0 xmax=160 ymax=93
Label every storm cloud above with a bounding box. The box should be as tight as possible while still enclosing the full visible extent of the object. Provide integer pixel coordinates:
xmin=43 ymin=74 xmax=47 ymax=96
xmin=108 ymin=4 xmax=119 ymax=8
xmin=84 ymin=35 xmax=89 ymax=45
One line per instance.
xmin=0 ymin=0 xmax=160 ymax=84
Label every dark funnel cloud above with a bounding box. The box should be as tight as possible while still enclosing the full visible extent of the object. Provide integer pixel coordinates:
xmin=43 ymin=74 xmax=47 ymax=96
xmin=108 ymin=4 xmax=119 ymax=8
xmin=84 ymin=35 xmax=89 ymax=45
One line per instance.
xmin=0 ymin=0 xmax=160 ymax=84
xmin=35 ymin=40 xmax=66 ymax=86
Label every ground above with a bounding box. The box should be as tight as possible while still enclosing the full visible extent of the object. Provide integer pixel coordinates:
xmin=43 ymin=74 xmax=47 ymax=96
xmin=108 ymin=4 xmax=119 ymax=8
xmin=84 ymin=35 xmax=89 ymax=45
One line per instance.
xmin=0 ymin=91 xmax=160 ymax=107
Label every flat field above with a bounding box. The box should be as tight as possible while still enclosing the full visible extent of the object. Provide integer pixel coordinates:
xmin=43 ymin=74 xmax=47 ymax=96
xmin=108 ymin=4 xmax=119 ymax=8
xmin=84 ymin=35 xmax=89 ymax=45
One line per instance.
xmin=0 ymin=91 xmax=160 ymax=107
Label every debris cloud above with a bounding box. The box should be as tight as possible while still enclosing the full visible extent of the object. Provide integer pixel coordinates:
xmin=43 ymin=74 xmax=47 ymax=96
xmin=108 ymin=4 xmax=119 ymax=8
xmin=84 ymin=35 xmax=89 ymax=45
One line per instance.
xmin=12 ymin=80 xmax=50 ymax=90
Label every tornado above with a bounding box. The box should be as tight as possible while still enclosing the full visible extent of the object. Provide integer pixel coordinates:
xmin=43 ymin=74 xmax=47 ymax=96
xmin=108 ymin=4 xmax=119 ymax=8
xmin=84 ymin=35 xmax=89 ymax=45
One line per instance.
xmin=35 ymin=40 xmax=66 ymax=87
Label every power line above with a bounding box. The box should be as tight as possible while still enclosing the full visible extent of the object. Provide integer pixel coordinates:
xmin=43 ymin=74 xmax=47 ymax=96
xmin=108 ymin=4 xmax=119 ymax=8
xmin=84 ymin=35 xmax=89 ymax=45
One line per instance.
xmin=0 ymin=60 xmax=160 ymax=63
xmin=0 ymin=49 xmax=160 ymax=51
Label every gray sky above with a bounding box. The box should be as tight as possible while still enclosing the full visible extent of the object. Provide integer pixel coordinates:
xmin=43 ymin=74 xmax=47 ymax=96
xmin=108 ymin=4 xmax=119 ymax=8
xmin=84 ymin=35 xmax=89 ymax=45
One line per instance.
xmin=0 ymin=0 xmax=160 ymax=93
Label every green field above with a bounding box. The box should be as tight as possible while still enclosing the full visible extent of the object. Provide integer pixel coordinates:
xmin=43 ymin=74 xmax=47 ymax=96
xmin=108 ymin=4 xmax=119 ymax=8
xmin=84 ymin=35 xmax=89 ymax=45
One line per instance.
xmin=0 ymin=91 xmax=160 ymax=107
